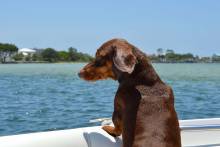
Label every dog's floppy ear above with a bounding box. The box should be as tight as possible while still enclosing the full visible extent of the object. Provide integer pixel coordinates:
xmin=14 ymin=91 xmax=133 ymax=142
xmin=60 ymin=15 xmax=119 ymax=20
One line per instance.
xmin=113 ymin=46 xmax=137 ymax=74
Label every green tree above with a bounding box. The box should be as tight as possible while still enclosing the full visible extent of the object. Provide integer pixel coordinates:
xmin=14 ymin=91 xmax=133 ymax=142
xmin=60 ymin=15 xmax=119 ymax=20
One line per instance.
xmin=166 ymin=49 xmax=175 ymax=54
xmin=32 ymin=54 xmax=38 ymax=61
xmin=13 ymin=53 xmax=24 ymax=61
xmin=32 ymin=48 xmax=44 ymax=61
xmin=0 ymin=43 xmax=18 ymax=63
xmin=41 ymin=48 xmax=58 ymax=62
xmin=165 ymin=52 xmax=177 ymax=62
xmin=181 ymin=53 xmax=194 ymax=62
xmin=58 ymin=51 xmax=69 ymax=61
xmin=68 ymin=47 xmax=78 ymax=61
xmin=25 ymin=55 xmax=31 ymax=61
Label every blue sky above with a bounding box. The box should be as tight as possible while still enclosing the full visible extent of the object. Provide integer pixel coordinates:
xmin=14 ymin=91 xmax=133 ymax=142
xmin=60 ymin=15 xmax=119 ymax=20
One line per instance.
xmin=0 ymin=0 xmax=220 ymax=56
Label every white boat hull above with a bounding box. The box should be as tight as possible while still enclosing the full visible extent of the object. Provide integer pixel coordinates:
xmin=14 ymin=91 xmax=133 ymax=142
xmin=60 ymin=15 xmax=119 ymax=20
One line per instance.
xmin=1 ymin=118 xmax=220 ymax=147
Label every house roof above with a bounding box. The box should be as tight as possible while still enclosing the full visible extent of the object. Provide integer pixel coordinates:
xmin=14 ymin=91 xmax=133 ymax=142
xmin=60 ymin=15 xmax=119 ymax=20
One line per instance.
xmin=18 ymin=48 xmax=36 ymax=53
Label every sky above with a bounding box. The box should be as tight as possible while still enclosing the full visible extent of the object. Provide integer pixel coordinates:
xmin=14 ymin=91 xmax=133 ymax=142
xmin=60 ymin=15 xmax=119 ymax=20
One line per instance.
xmin=0 ymin=0 xmax=220 ymax=56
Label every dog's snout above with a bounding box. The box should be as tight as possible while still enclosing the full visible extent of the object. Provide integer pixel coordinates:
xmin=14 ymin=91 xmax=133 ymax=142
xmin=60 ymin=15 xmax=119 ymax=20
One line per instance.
xmin=78 ymin=70 xmax=84 ymax=78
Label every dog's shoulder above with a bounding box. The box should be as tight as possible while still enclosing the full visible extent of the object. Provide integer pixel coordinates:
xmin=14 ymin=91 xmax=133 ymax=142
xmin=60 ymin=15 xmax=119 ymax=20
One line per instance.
xmin=135 ymin=83 xmax=172 ymax=101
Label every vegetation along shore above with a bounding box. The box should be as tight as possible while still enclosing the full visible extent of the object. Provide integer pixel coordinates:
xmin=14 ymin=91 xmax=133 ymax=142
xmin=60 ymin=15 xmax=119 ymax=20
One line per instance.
xmin=0 ymin=43 xmax=94 ymax=63
xmin=0 ymin=43 xmax=220 ymax=64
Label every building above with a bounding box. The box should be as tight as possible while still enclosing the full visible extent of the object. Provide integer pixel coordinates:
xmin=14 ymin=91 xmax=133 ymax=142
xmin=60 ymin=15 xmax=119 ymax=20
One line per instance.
xmin=18 ymin=48 xmax=36 ymax=56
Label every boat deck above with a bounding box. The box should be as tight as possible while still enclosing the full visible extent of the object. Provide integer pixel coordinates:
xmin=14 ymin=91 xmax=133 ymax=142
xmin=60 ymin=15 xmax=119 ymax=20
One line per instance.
xmin=0 ymin=118 xmax=220 ymax=147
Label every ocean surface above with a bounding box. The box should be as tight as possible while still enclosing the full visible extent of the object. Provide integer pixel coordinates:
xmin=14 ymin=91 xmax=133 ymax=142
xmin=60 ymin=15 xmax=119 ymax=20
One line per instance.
xmin=0 ymin=63 xmax=220 ymax=136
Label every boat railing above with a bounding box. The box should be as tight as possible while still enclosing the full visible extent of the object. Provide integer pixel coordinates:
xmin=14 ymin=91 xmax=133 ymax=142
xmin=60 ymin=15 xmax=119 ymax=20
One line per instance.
xmin=181 ymin=125 xmax=220 ymax=131
xmin=90 ymin=118 xmax=220 ymax=131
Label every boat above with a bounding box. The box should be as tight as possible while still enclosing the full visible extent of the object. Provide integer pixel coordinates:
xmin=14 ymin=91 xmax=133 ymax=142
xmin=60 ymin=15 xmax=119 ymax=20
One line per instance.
xmin=0 ymin=118 xmax=220 ymax=147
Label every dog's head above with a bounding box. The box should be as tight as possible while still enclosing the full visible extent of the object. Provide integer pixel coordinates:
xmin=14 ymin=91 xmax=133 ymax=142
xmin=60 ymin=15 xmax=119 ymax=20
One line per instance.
xmin=78 ymin=39 xmax=137 ymax=81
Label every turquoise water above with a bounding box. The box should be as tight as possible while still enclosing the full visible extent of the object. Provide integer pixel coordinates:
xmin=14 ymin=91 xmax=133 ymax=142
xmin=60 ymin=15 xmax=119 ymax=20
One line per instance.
xmin=0 ymin=63 xmax=220 ymax=136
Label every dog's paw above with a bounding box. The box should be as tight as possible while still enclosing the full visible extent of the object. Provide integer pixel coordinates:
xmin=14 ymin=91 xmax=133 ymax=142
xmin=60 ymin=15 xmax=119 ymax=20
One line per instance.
xmin=102 ymin=126 xmax=120 ymax=137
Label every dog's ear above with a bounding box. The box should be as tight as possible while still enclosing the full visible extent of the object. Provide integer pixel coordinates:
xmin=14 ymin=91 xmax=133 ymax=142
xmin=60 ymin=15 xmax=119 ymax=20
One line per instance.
xmin=113 ymin=46 xmax=137 ymax=74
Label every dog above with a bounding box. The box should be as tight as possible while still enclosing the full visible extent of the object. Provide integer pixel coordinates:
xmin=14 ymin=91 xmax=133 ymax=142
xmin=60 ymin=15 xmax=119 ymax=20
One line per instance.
xmin=78 ymin=39 xmax=181 ymax=147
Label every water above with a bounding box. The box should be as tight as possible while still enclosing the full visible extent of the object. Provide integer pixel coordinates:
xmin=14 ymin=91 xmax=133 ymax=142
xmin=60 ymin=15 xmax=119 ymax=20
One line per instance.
xmin=0 ymin=63 xmax=220 ymax=136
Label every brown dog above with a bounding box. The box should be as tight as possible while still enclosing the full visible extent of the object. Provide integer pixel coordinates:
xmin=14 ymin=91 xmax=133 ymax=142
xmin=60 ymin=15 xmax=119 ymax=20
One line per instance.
xmin=78 ymin=39 xmax=181 ymax=147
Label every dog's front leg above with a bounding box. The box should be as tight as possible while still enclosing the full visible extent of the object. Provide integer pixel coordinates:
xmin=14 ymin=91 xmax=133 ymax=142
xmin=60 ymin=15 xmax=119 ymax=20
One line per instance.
xmin=102 ymin=96 xmax=122 ymax=137
xmin=102 ymin=110 xmax=122 ymax=137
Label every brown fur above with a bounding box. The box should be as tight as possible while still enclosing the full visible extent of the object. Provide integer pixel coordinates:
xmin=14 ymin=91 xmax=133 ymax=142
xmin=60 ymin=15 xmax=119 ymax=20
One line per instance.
xmin=78 ymin=39 xmax=181 ymax=147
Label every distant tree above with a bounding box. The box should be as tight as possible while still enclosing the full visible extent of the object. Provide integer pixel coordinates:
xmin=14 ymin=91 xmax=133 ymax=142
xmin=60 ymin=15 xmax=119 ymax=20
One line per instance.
xmin=77 ymin=52 xmax=94 ymax=62
xmin=32 ymin=54 xmax=38 ymax=61
xmin=25 ymin=55 xmax=31 ymax=61
xmin=149 ymin=54 xmax=160 ymax=62
xmin=13 ymin=53 xmax=24 ymax=61
xmin=165 ymin=52 xmax=195 ymax=63
xmin=157 ymin=48 xmax=164 ymax=56
xmin=58 ymin=51 xmax=69 ymax=61
xmin=0 ymin=43 xmax=18 ymax=63
xmin=0 ymin=43 xmax=95 ymax=63
xmin=166 ymin=49 xmax=175 ymax=54
xmin=165 ymin=49 xmax=175 ymax=62
xmin=182 ymin=53 xmax=194 ymax=59
xmin=181 ymin=53 xmax=194 ymax=62
xmin=41 ymin=48 xmax=58 ymax=62
xmin=84 ymin=53 xmax=94 ymax=61
xmin=156 ymin=48 xmax=165 ymax=62
xmin=32 ymin=48 xmax=44 ymax=61
xmin=166 ymin=54 xmax=178 ymax=62
xmin=68 ymin=47 xmax=78 ymax=61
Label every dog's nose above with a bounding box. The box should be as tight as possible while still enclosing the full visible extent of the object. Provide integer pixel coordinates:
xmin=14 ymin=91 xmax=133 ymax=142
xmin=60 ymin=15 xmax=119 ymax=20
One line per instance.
xmin=78 ymin=70 xmax=84 ymax=78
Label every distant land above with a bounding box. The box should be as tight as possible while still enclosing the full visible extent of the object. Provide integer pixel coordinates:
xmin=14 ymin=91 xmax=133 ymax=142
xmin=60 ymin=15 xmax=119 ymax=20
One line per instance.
xmin=149 ymin=48 xmax=220 ymax=63
xmin=0 ymin=43 xmax=94 ymax=63
xmin=0 ymin=43 xmax=220 ymax=63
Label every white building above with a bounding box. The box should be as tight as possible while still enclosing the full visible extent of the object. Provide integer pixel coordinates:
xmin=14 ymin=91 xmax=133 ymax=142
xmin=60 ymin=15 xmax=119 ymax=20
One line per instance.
xmin=18 ymin=48 xmax=36 ymax=56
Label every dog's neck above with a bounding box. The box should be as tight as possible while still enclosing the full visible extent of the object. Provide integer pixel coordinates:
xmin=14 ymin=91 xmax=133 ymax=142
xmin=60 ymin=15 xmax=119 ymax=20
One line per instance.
xmin=114 ymin=58 xmax=162 ymax=86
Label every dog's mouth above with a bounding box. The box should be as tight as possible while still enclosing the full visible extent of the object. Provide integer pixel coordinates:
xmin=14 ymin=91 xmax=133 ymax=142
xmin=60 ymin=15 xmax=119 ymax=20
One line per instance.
xmin=78 ymin=71 xmax=101 ymax=81
xmin=78 ymin=71 xmax=115 ymax=82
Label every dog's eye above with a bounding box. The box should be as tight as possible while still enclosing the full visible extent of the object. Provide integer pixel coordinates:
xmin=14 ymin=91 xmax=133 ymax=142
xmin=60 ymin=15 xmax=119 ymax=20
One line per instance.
xmin=95 ymin=59 xmax=104 ymax=67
